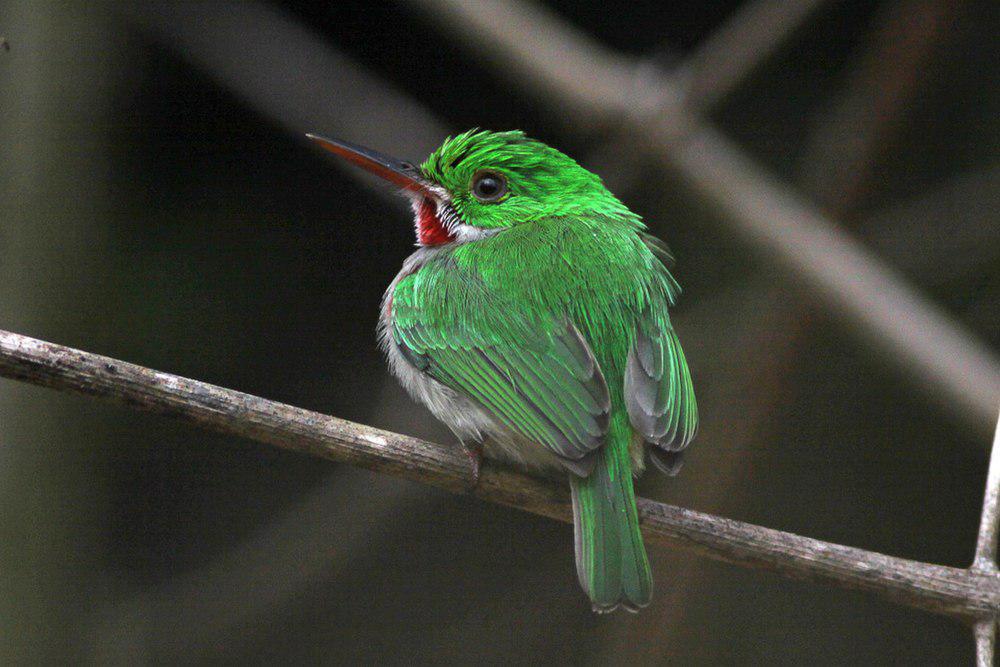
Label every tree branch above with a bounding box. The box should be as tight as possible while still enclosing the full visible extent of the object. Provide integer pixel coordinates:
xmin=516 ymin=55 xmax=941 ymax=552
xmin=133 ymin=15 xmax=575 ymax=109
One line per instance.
xmin=677 ymin=0 xmax=831 ymax=112
xmin=1 ymin=328 xmax=997 ymax=621
xmin=971 ymin=400 xmax=1000 ymax=666
xmin=975 ymin=415 xmax=1000 ymax=574
xmin=976 ymin=619 xmax=997 ymax=667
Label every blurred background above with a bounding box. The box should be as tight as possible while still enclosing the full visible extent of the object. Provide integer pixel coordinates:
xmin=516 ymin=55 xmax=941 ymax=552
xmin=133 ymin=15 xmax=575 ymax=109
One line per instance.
xmin=1 ymin=0 xmax=997 ymax=664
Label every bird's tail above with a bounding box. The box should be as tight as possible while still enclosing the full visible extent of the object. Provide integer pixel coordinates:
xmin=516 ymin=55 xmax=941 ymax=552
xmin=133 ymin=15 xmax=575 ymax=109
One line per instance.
xmin=570 ymin=415 xmax=652 ymax=612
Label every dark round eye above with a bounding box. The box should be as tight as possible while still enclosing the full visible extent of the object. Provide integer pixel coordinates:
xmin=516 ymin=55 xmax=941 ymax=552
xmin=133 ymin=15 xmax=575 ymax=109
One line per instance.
xmin=471 ymin=171 xmax=507 ymax=202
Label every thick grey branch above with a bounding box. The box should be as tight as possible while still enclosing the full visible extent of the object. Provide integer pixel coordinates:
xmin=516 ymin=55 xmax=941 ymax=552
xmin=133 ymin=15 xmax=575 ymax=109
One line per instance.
xmin=1 ymin=328 xmax=997 ymax=621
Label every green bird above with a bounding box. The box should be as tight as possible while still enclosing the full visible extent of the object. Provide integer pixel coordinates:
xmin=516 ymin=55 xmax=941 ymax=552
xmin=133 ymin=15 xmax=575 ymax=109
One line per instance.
xmin=308 ymin=129 xmax=697 ymax=612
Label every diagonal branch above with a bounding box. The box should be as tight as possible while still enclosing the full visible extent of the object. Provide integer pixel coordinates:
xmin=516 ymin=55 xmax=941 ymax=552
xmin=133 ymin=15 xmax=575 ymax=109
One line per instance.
xmin=1 ymin=328 xmax=997 ymax=621
xmin=677 ymin=0 xmax=832 ymax=112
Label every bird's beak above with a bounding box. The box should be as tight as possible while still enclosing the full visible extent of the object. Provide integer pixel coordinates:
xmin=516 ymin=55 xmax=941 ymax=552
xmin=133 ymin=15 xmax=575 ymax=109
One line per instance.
xmin=306 ymin=133 xmax=431 ymax=196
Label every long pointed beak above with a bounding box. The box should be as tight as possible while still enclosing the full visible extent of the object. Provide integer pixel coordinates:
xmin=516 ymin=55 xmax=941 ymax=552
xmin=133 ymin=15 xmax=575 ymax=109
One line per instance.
xmin=306 ymin=133 xmax=430 ymax=195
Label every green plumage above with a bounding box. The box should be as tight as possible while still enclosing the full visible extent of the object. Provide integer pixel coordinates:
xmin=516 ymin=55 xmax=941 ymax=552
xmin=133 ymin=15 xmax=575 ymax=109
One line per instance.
xmin=344 ymin=129 xmax=697 ymax=611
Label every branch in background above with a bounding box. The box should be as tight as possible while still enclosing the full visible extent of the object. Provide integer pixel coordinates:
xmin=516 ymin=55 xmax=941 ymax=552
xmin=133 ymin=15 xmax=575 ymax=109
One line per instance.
xmin=799 ymin=0 xmax=958 ymax=214
xmin=1 ymin=328 xmax=998 ymax=622
xmin=119 ymin=1 xmax=449 ymax=197
xmin=865 ymin=165 xmax=1000 ymax=282
xmin=404 ymin=0 xmax=1000 ymax=438
xmin=677 ymin=0 xmax=831 ymax=112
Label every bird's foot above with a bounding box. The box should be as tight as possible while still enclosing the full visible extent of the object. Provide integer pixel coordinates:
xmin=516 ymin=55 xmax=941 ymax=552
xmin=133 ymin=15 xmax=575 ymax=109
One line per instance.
xmin=463 ymin=441 xmax=483 ymax=489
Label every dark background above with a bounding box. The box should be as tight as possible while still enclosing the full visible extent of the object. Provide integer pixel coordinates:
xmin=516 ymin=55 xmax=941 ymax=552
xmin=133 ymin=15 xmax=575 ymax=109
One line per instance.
xmin=1 ymin=0 xmax=997 ymax=664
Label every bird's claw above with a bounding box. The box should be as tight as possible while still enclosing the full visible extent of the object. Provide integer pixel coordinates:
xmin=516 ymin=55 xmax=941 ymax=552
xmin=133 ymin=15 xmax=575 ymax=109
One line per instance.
xmin=464 ymin=441 xmax=483 ymax=489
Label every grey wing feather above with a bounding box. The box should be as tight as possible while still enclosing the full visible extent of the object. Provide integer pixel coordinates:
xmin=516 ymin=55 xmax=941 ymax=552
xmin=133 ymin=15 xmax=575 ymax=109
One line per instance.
xmin=625 ymin=309 xmax=698 ymax=456
xmin=648 ymin=448 xmax=685 ymax=476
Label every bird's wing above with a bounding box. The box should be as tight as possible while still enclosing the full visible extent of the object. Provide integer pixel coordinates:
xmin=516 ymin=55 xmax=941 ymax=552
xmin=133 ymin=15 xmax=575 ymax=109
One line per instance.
xmin=624 ymin=302 xmax=698 ymax=467
xmin=390 ymin=270 xmax=610 ymax=476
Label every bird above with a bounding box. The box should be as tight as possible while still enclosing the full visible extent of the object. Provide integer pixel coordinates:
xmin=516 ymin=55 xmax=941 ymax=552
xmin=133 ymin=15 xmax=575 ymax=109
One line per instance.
xmin=307 ymin=129 xmax=697 ymax=612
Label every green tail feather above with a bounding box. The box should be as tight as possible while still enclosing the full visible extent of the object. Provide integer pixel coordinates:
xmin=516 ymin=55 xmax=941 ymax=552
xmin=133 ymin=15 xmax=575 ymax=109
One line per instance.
xmin=570 ymin=417 xmax=652 ymax=612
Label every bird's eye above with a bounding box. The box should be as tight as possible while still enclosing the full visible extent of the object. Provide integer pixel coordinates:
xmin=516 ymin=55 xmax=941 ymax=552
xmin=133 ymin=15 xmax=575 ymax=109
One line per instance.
xmin=471 ymin=171 xmax=507 ymax=202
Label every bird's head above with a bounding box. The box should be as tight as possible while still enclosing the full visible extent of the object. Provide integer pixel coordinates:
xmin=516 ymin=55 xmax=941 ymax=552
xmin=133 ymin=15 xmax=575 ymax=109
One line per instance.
xmin=308 ymin=129 xmax=630 ymax=246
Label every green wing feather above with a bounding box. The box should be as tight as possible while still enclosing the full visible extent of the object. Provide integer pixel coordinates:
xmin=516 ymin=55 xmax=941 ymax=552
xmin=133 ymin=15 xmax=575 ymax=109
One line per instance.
xmin=391 ymin=268 xmax=610 ymax=475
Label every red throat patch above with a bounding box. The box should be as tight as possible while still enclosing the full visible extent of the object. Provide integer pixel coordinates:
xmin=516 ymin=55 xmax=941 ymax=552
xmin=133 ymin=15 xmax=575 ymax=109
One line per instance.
xmin=416 ymin=197 xmax=456 ymax=246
